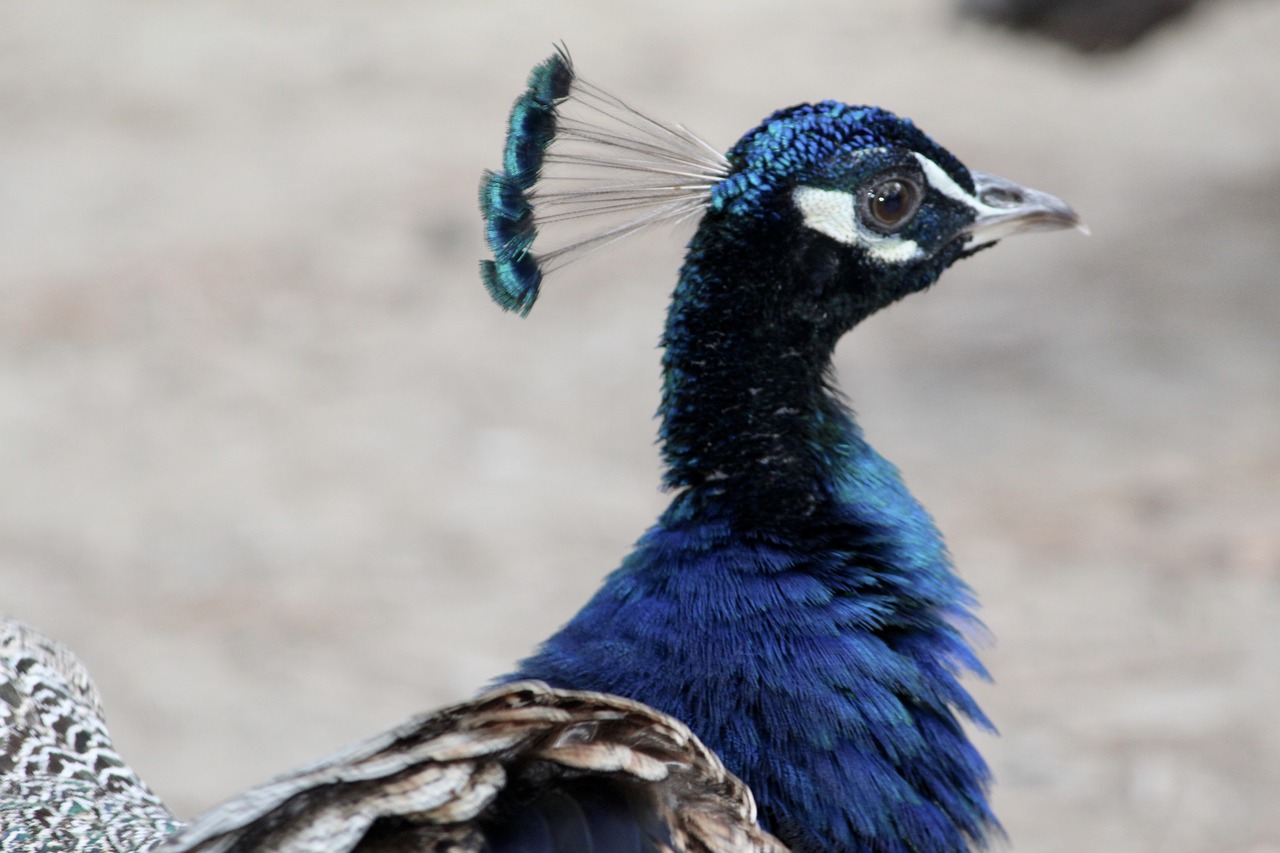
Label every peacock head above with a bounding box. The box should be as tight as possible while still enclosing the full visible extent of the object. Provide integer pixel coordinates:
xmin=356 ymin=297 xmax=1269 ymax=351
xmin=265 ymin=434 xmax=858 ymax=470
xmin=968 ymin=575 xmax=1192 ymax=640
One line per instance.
xmin=703 ymin=101 xmax=1082 ymax=322
xmin=480 ymin=47 xmax=1081 ymax=320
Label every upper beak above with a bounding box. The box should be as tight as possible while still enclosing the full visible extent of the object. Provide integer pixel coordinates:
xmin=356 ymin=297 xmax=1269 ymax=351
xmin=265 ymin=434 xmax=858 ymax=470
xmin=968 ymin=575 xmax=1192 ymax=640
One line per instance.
xmin=964 ymin=171 xmax=1087 ymax=245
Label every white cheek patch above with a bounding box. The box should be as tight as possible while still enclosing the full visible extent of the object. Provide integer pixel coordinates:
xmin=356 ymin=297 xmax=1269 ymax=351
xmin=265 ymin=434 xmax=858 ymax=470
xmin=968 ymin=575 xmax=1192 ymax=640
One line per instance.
xmin=793 ymin=185 xmax=858 ymax=244
xmin=793 ymin=185 xmax=922 ymax=265
xmin=864 ymin=234 xmax=925 ymax=264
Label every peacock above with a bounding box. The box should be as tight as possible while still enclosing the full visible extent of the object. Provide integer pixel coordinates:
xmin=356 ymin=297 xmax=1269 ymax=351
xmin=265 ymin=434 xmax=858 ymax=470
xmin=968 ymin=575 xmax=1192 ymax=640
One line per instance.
xmin=1 ymin=47 xmax=1080 ymax=853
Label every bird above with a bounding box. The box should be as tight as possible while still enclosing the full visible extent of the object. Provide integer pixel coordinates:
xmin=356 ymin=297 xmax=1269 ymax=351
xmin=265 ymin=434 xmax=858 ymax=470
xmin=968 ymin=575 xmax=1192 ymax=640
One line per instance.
xmin=1 ymin=46 xmax=1080 ymax=853
xmin=479 ymin=45 xmax=1081 ymax=851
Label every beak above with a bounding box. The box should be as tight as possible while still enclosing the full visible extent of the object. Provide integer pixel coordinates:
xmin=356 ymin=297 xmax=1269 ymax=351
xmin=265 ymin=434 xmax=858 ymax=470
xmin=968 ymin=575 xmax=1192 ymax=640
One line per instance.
xmin=963 ymin=171 xmax=1087 ymax=245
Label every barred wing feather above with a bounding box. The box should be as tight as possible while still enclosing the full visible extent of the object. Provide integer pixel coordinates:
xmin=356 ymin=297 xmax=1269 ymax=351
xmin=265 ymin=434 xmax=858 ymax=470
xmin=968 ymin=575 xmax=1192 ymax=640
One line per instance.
xmin=159 ymin=681 xmax=787 ymax=853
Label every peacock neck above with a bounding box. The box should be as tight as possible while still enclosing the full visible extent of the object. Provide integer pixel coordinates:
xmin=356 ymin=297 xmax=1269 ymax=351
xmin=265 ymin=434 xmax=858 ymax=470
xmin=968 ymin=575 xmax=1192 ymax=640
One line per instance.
xmin=658 ymin=212 xmax=879 ymax=527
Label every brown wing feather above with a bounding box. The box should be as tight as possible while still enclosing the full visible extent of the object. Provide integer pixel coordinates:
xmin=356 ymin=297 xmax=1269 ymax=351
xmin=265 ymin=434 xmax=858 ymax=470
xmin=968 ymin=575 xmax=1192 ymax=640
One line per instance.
xmin=159 ymin=681 xmax=787 ymax=853
xmin=1 ymin=619 xmax=786 ymax=853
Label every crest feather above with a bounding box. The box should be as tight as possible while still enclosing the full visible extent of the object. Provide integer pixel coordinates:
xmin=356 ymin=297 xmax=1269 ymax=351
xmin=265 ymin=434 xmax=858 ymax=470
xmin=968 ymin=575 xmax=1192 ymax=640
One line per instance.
xmin=479 ymin=46 xmax=728 ymax=315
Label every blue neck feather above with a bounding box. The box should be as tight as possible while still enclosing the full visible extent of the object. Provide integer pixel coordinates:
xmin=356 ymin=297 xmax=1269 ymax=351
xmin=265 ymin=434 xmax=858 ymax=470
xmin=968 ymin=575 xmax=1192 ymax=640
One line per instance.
xmin=509 ymin=211 xmax=997 ymax=852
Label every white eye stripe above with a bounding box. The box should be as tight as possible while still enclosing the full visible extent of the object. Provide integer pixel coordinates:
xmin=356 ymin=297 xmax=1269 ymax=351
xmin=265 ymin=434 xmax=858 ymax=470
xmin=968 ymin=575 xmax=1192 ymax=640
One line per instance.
xmin=912 ymin=153 xmax=1003 ymax=219
xmin=793 ymin=185 xmax=923 ymax=264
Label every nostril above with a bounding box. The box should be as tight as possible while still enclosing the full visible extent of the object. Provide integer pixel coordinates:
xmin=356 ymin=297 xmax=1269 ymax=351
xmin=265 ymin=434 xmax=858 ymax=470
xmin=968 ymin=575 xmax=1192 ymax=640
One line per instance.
xmin=980 ymin=186 xmax=1024 ymax=208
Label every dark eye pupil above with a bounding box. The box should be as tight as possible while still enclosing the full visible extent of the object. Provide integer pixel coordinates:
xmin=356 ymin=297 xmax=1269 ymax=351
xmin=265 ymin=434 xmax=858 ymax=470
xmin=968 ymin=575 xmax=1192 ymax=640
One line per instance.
xmin=871 ymin=180 xmax=912 ymax=224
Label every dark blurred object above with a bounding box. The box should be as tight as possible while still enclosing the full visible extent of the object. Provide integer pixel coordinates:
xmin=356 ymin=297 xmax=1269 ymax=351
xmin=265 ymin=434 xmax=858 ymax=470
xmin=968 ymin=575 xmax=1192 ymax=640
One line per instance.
xmin=960 ymin=0 xmax=1203 ymax=52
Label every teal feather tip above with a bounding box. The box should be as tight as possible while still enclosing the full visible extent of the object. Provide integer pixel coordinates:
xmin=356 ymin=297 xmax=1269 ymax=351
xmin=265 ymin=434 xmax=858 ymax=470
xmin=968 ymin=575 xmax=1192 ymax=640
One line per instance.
xmin=479 ymin=48 xmax=575 ymax=315
xmin=478 ymin=46 xmax=726 ymax=316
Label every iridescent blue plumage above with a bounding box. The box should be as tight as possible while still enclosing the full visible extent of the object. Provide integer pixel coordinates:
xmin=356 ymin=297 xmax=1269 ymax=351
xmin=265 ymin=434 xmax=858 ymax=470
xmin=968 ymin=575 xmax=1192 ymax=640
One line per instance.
xmin=712 ymin=102 xmax=974 ymax=218
xmin=513 ymin=430 xmax=996 ymax=852
xmin=482 ymin=49 xmax=1081 ymax=853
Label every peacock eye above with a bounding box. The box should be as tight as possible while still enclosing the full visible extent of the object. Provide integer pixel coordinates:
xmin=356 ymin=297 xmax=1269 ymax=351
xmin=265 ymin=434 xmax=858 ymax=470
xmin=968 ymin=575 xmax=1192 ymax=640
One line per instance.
xmin=862 ymin=177 xmax=922 ymax=233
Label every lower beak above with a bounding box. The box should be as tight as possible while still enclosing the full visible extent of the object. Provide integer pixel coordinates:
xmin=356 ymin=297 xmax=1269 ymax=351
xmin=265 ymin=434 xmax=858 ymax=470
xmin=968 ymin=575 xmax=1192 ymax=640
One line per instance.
xmin=964 ymin=171 xmax=1087 ymax=245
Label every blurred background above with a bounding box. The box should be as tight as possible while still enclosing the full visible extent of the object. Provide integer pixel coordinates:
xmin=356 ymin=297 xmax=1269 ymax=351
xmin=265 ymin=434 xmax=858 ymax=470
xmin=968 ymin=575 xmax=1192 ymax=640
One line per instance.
xmin=1 ymin=1 xmax=1277 ymax=850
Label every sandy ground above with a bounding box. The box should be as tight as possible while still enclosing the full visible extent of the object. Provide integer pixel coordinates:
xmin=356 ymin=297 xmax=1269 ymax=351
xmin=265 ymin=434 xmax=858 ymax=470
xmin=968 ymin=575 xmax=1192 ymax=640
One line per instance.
xmin=2 ymin=1 xmax=1278 ymax=850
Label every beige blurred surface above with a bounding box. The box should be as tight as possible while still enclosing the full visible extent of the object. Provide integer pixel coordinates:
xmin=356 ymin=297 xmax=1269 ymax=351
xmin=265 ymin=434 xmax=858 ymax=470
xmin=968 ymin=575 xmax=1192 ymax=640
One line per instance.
xmin=2 ymin=1 xmax=1278 ymax=850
